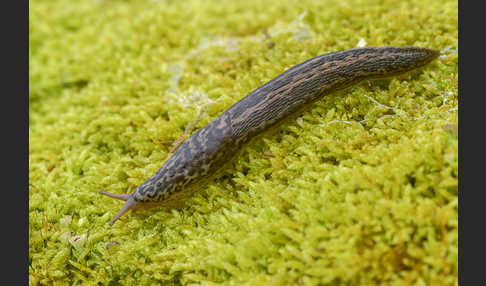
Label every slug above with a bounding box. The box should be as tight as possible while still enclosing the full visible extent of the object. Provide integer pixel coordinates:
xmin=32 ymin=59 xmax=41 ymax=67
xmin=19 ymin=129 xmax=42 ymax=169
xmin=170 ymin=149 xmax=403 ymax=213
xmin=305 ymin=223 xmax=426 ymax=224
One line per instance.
xmin=99 ymin=46 xmax=439 ymax=225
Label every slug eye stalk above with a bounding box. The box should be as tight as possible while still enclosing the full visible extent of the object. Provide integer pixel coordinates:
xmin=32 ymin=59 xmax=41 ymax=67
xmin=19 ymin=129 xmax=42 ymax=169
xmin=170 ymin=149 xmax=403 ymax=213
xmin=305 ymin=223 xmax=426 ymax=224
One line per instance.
xmin=98 ymin=190 xmax=138 ymax=226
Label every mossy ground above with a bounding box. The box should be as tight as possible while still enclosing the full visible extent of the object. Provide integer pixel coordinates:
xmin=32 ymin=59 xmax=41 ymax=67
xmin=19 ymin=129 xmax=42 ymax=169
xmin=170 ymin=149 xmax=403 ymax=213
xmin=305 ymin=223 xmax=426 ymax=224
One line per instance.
xmin=29 ymin=0 xmax=458 ymax=285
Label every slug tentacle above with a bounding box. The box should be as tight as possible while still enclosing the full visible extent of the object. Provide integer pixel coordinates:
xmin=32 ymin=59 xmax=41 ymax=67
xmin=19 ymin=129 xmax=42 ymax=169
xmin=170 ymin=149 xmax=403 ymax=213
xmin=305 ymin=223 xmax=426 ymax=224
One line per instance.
xmin=98 ymin=190 xmax=131 ymax=201
xmin=98 ymin=190 xmax=140 ymax=225
xmin=98 ymin=46 xmax=440 ymax=225
xmin=108 ymin=198 xmax=138 ymax=226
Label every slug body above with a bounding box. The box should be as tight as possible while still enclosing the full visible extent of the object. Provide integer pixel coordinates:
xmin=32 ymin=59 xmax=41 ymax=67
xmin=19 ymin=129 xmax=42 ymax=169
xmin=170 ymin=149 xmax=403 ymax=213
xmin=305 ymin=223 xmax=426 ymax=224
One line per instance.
xmin=99 ymin=46 xmax=439 ymax=225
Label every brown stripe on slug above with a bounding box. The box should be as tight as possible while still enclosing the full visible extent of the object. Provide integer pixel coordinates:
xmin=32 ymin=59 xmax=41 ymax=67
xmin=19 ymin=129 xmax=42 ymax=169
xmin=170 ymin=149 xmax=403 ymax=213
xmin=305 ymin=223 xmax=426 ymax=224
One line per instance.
xmin=98 ymin=46 xmax=439 ymax=225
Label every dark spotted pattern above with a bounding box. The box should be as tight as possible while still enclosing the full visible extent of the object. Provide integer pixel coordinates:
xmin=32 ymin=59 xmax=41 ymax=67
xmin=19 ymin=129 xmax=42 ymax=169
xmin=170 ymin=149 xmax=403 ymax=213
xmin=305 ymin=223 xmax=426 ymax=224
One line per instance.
xmin=120 ymin=47 xmax=439 ymax=206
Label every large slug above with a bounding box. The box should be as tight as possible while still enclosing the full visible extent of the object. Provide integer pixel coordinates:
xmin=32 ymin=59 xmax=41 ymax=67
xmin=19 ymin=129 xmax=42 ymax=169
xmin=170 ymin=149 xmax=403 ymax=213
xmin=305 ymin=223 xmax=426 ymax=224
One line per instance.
xmin=99 ymin=46 xmax=439 ymax=225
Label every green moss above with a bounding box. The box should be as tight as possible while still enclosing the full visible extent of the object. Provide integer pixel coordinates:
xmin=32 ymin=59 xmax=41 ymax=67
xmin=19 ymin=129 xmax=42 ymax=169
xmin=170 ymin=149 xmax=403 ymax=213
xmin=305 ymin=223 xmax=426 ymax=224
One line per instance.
xmin=29 ymin=0 xmax=457 ymax=284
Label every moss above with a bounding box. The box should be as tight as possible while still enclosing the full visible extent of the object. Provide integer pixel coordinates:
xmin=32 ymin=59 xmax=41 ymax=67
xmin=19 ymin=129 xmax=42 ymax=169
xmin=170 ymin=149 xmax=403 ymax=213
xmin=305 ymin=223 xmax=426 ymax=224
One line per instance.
xmin=29 ymin=0 xmax=457 ymax=285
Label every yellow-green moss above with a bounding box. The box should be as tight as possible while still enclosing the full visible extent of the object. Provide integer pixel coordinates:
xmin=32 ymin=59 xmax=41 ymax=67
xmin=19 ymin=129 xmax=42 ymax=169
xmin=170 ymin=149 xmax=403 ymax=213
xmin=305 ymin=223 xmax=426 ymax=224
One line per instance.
xmin=29 ymin=0 xmax=457 ymax=285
